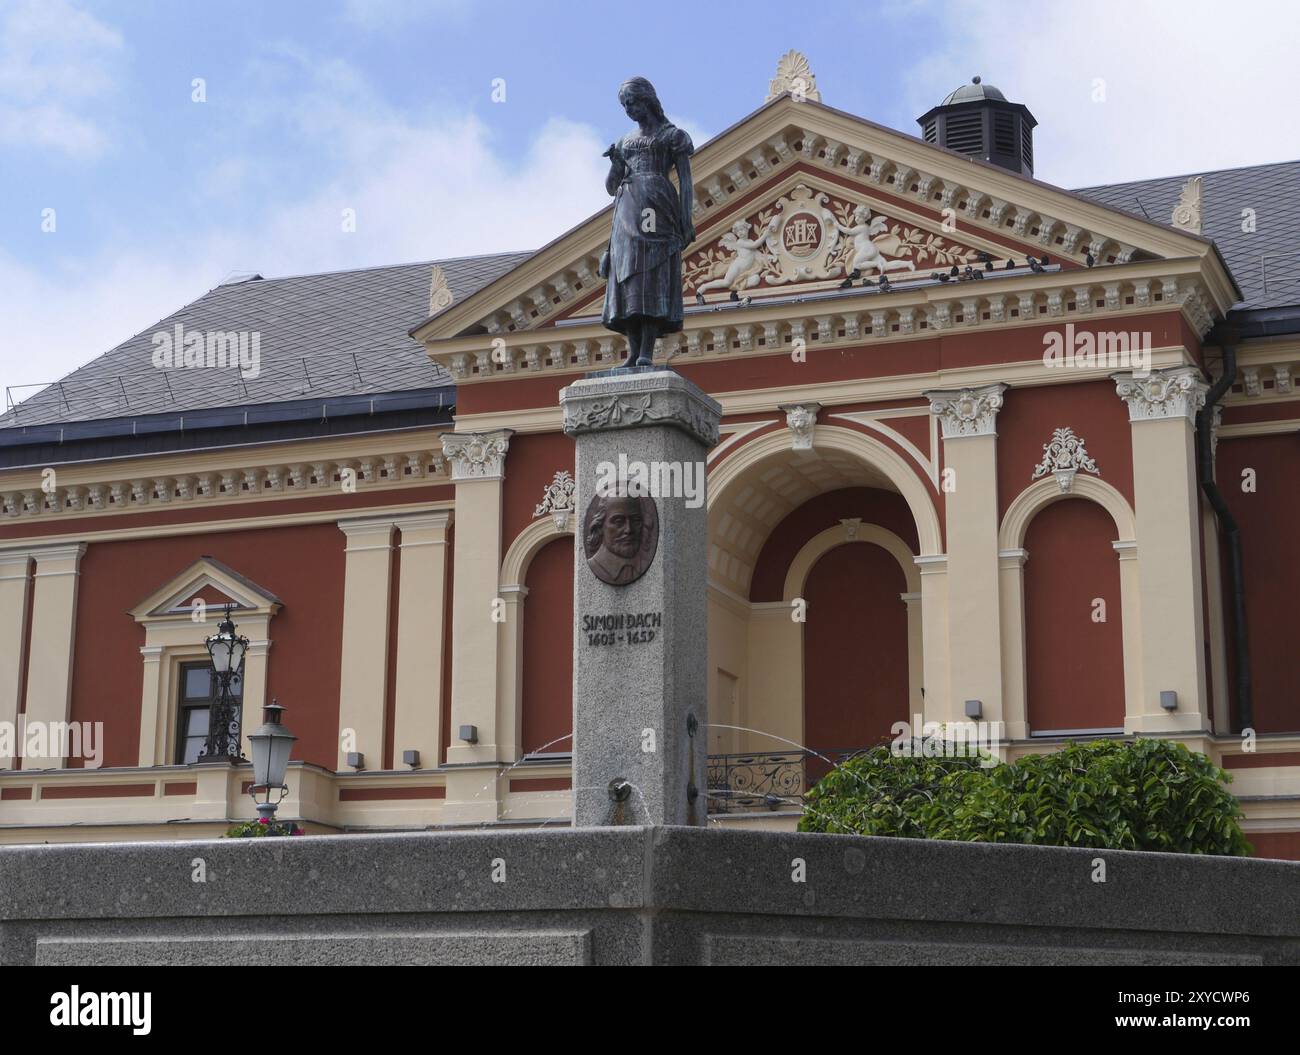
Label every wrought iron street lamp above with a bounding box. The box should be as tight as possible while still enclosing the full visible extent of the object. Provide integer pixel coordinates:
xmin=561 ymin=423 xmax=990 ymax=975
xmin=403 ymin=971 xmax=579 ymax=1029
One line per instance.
xmin=248 ymin=699 xmax=297 ymax=825
xmin=197 ymin=604 xmax=249 ymax=764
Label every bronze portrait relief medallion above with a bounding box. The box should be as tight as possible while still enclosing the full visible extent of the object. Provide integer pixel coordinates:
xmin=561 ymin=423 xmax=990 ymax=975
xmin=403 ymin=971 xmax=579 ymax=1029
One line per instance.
xmin=582 ymin=494 xmax=659 ymax=586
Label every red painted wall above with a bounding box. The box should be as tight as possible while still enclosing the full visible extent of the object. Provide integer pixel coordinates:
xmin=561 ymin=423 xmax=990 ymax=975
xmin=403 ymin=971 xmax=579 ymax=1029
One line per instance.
xmin=455 ymin=313 xmax=1191 ymax=417
xmin=802 ymin=542 xmax=909 ymax=773
xmin=1216 ymin=433 xmax=1300 ymax=733
xmin=1249 ymin=831 xmax=1300 ymax=861
xmin=502 ymin=432 xmax=575 ymax=547
xmin=1023 ymin=499 xmax=1125 ymax=731
xmin=996 ymin=379 xmax=1134 ymax=516
xmin=750 ymin=487 xmax=918 ymax=602
xmin=68 ymin=523 xmax=346 ymax=769
xmin=521 ymin=536 xmax=574 ymax=755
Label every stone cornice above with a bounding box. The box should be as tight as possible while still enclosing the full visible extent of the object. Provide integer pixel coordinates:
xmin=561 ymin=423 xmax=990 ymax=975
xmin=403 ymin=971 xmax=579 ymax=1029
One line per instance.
xmin=0 ymin=445 xmax=448 ymax=522
xmin=431 ymin=258 xmax=1217 ymax=385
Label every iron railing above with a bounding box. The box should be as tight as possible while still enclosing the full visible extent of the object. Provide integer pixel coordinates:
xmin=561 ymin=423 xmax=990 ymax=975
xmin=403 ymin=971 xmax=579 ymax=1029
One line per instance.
xmin=706 ymin=748 xmax=869 ymax=814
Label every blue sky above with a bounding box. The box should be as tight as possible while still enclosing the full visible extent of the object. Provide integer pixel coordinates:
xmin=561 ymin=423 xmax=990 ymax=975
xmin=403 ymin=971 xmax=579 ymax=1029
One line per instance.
xmin=2 ymin=0 xmax=1297 ymax=403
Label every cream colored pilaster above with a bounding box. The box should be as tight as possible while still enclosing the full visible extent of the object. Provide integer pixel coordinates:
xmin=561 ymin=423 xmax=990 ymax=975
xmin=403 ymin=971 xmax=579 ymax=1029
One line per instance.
xmin=137 ymin=646 xmax=166 ymax=766
xmin=746 ymin=601 xmax=804 ymax=753
xmin=239 ymin=639 xmax=272 ymax=761
xmin=23 ymin=543 xmax=86 ymax=768
xmin=996 ymin=549 xmax=1029 ymax=739
xmin=925 ymin=384 xmax=1007 ymax=725
xmin=391 ymin=510 xmax=453 ymax=770
xmin=900 ymin=592 xmax=924 ymax=716
xmin=496 ymin=583 xmax=528 ymax=764
xmin=914 ymin=555 xmax=950 ymax=725
xmin=0 ymin=552 xmax=32 ymax=769
xmin=440 ymin=430 xmax=510 ymax=824
xmin=1114 ymin=366 xmax=1209 ymax=731
xmin=1112 ymin=540 xmax=1144 ymax=724
xmin=336 ymin=518 xmax=395 ymax=770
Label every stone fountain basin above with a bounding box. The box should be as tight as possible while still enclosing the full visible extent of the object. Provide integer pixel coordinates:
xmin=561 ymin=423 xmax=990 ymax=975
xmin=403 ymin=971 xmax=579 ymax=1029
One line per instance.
xmin=1 ymin=826 xmax=1296 ymax=965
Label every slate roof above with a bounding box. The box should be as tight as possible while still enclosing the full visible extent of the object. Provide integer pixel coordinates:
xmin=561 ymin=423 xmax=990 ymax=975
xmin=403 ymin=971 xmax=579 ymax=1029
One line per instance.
xmin=0 ymin=251 xmax=531 ymax=430
xmin=1074 ymin=159 xmax=1300 ymax=311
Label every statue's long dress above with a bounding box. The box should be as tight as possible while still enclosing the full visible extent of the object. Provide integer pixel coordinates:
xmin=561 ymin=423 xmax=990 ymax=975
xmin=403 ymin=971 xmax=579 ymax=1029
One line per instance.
xmin=602 ymin=124 xmax=694 ymax=335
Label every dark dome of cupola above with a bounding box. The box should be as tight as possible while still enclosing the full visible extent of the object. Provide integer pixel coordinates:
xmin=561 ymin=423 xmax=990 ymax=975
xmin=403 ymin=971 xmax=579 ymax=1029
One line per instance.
xmin=939 ymin=75 xmax=1007 ymax=105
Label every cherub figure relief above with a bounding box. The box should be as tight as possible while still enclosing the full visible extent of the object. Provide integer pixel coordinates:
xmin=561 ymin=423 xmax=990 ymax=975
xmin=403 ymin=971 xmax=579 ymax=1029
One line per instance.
xmin=834 ymin=204 xmax=915 ymax=287
xmin=693 ymin=217 xmax=777 ymax=303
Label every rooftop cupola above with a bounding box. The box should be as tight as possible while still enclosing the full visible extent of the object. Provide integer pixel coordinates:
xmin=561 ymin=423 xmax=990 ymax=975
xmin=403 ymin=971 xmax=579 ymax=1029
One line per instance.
xmin=917 ymin=76 xmax=1037 ymax=178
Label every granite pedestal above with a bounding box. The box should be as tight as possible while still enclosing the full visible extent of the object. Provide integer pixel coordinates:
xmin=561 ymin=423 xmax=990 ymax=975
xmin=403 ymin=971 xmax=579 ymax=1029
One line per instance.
xmin=560 ymin=368 xmax=721 ymax=826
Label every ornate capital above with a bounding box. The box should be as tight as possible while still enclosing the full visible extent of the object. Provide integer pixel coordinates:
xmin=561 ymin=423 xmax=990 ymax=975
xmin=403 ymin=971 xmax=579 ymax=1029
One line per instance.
xmin=534 ymin=470 xmax=576 ymax=532
xmin=560 ymin=372 xmax=721 ymax=448
xmin=778 ymin=402 xmax=822 ymax=451
xmin=924 ymin=383 xmax=1008 ymax=439
xmin=1031 ymin=427 xmax=1100 ymax=493
xmin=440 ymin=429 xmax=512 ymax=481
xmin=1113 ymin=366 xmax=1207 ymax=423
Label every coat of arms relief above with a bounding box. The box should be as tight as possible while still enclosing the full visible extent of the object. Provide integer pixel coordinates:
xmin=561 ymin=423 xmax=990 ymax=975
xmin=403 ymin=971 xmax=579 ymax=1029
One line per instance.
xmin=684 ymin=183 xmax=982 ymax=300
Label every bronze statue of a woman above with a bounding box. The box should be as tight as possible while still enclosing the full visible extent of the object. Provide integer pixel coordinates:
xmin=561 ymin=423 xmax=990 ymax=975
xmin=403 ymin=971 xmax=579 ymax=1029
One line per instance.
xmin=600 ymin=78 xmax=695 ymax=369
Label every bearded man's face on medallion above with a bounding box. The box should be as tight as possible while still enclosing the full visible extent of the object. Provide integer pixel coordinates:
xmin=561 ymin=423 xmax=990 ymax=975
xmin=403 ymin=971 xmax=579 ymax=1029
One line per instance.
xmin=583 ymin=494 xmax=659 ymax=586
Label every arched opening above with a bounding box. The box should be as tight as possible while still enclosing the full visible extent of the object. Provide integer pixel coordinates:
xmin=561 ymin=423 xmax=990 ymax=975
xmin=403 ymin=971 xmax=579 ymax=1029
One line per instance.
xmin=704 ymin=424 xmax=940 ymax=807
xmin=520 ymin=536 xmax=573 ymax=756
xmin=802 ymin=539 xmax=909 ymax=776
xmin=1024 ymin=498 xmax=1125 ymax=732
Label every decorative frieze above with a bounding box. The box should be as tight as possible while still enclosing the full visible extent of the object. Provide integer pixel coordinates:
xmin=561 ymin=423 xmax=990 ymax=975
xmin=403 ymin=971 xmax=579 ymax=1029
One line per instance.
xmin=779 ymin=402 xmax=822 ymax=450
xmin=440 ymin=430 xmax=512 ymax=481
xmin=1113 ymin=365 xmax=1208 ymax=423
xmin=1031 ymin=427 xmax=1101 ymax=493
xmin=561 ymin=372 xmax=721 ymax=449
xmin=0 ymin=447 xmax=447 ymax=520
xmin=925 ymin=383 xmax=1008 ymax=439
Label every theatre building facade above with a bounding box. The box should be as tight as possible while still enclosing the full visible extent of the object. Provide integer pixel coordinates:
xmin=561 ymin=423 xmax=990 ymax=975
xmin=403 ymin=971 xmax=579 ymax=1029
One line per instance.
xmin=3 ymin=64 xmax=1299 ymax=856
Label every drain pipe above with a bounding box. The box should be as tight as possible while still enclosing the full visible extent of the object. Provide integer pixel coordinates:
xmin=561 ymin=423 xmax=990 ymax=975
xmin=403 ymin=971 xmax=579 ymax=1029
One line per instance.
xmin=1197 ymin=328 xmax=1251 ymax=731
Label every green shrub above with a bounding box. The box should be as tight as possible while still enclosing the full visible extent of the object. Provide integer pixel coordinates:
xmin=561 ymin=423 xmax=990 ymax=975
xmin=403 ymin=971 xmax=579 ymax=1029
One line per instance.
xmin=800 ymin=738 xmax=1251 ymax=856
xmin=224 ymin=818 xmax=304 ymax=837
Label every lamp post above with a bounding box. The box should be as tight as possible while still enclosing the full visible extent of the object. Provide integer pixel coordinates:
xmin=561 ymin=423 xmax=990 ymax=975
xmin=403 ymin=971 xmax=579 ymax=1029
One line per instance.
xmin=197 ymin=604 xmax=249 ymax=764
xmin=248 ymin=699 xmax=297 ymax=827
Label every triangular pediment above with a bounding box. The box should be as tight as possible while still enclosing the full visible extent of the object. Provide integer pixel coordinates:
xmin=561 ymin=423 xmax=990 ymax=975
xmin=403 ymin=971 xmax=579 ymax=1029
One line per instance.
xmin=412 ymin=95 xmax=1237 ymax=350
xmin=129 ymin=556 xmax=283 ymax=624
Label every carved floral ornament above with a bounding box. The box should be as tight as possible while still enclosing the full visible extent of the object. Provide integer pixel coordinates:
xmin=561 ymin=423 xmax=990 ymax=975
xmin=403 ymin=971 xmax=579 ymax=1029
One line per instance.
xmin=1112 ymin=366 xmax=1208 ymax=423
xmin=925 ymin=383 xmax=1008 ymax=439
xmin=534 ymin=470 xmax=576 ymax=532
xmin=1031 ymin=427 xmax=1100 ymax=493
xmin=429 ymin=265 xmax=454 ymax=314
xmin=766 ymin=50 xmax=821 ymax=103
xmin=439 ymin=430 xmax=511 ymax=481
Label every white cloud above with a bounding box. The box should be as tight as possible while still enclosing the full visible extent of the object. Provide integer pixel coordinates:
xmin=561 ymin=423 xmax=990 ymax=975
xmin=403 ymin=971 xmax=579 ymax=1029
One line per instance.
xmin=900 ymin=0 xmax=1300 ymax=187
xmin=0 ymin=0 xmax=124 ymax=158
xmin=1 ymin=48 xmax=612 ymax=399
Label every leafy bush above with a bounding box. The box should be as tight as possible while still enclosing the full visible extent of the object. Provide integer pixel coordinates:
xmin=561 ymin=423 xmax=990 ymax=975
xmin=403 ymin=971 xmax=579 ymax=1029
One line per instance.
xmin=800 ymin=738 xmax=1251 ymax=856
xmin=224 ymin=818 xmax=304 ymax=837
